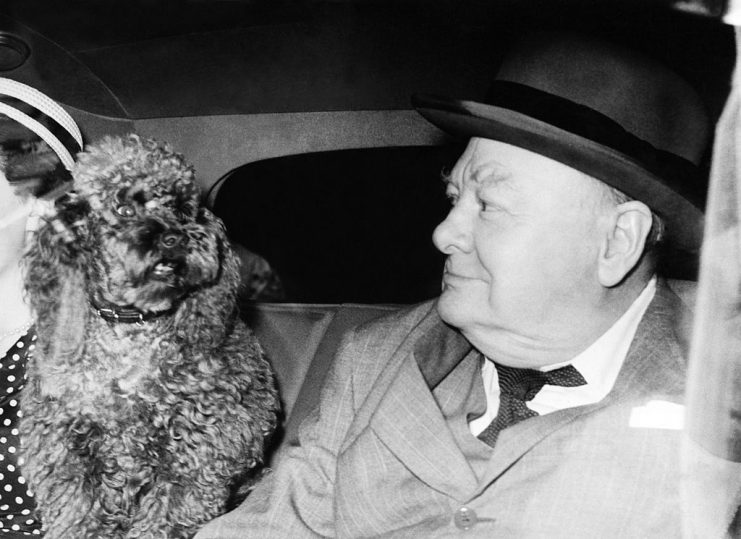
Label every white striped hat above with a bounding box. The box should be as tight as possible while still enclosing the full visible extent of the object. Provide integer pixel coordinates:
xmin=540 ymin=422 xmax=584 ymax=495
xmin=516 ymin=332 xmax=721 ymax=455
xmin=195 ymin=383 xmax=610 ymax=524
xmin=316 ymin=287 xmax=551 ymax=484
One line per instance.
xmin=0 ymin=78 xmax=83 ymax=171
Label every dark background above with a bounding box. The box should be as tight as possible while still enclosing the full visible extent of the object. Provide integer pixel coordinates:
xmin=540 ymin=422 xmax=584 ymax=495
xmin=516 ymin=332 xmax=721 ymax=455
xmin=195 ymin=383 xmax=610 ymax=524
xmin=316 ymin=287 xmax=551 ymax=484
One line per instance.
xmin=0 ymin=0 xmax=734 ymax=120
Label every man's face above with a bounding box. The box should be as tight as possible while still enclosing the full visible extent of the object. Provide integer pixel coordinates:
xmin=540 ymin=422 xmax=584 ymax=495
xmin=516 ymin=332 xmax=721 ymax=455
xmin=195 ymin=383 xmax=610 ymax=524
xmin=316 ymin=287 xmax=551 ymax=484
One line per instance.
xmin=433 ymin=138 xmax=611 ymax=366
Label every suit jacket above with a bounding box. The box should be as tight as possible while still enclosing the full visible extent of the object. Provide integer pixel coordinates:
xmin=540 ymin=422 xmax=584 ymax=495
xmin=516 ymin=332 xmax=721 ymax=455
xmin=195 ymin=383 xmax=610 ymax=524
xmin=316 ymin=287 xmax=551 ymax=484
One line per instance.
xmin=197 ymin=283 xmax=696 ymax=538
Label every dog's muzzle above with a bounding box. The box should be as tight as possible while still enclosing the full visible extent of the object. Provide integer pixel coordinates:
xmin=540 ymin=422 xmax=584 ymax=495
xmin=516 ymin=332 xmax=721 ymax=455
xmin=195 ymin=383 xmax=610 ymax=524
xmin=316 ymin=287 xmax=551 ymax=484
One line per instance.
xmin=152 ymin=260 xmax=180 ymax=280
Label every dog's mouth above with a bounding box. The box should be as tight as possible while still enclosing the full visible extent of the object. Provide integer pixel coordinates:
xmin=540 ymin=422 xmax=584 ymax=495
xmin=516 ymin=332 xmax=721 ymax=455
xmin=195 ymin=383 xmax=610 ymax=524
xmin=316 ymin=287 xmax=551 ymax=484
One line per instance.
xmin=151 ymin=260 xmax=181 ymax=281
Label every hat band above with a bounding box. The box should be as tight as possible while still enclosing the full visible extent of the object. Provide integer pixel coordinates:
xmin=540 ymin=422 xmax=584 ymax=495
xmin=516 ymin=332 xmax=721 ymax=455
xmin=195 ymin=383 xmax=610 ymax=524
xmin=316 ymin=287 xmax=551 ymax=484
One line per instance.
xmin=0 ymin=95 xmax=82 ymax=169
xmin=484 ymin=81 xmax=706 ymax=210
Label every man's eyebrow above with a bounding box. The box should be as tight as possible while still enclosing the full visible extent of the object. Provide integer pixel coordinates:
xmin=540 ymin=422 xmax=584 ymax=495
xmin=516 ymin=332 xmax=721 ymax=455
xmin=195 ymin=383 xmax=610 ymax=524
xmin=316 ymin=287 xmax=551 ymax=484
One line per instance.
xmin=470 ymin=165 xmax=512 ymax=187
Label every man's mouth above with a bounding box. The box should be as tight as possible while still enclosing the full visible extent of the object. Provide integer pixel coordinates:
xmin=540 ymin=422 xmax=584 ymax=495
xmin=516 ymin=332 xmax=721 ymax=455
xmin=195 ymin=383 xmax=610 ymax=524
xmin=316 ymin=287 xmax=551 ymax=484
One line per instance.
xmin=442 ymin=267 xmax=485 ymax=287
xmin=443 ymin=272 xmax=473 ymax=281
xmin=444 ymin=264 xmax=474 ymax=280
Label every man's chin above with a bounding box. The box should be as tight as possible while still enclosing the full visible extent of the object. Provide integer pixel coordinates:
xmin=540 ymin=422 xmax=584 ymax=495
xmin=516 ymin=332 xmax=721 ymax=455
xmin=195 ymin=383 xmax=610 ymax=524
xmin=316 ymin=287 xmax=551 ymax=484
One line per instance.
xmin=436 ymin=292 xmax=472 ymax=329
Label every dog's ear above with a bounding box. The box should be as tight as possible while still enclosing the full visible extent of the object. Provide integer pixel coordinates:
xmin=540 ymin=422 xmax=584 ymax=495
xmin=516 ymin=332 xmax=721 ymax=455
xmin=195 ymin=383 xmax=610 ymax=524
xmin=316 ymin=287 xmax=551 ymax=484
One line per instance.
xmin=29 ymin=192 xmax=94 ymax=266
xmin=48 ymin=268 xmax=89 ymax=365
xmin=172 ymin=209 xmax=241 ymax=344
xmin=24 ymin=193 xmax=93 ymax=363
xmin=24 ymin=241 xmax=90 ymax=365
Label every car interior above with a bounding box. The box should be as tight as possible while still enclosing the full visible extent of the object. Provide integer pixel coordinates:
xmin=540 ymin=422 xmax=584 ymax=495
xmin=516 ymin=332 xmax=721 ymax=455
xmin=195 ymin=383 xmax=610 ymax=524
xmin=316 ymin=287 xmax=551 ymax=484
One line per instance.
xmin=0 ymin=0 xmax=735 ymax=463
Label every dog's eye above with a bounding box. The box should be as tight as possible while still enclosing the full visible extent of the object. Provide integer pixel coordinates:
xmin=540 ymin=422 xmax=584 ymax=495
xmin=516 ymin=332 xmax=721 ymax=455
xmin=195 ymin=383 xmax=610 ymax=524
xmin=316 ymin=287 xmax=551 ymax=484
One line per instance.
xmin=115 ymin=204 xmax=136 ymax=217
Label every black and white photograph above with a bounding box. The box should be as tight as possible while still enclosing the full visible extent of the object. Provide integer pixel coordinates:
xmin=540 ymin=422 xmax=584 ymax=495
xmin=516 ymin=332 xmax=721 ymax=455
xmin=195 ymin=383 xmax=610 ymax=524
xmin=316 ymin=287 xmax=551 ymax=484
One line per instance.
xmin=0 ymin=0 xmax=739 ymax=537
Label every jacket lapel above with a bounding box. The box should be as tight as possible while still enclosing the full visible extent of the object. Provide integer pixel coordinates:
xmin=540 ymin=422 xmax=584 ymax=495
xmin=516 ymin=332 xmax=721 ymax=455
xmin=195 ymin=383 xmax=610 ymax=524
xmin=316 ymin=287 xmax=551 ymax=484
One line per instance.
xmin=476 ymin=281 xmax=688 ymax=491
xmin=370 ymin=347 xmax=480 ymax=499
xmin=344 ymin=302 xmax=479 ymax=500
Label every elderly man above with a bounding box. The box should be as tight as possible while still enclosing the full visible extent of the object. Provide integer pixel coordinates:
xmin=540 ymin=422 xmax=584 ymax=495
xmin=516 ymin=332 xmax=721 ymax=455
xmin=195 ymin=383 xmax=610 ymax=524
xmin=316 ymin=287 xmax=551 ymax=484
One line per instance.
xmin=197 ymin=32 xmax=710 ymax=537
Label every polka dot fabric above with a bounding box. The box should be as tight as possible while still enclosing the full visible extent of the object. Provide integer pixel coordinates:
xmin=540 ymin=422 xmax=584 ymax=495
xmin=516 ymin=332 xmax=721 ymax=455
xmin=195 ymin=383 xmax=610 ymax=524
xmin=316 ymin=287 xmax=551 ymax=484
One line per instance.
xmin=0 ymin=329 xmax=41 ymax=537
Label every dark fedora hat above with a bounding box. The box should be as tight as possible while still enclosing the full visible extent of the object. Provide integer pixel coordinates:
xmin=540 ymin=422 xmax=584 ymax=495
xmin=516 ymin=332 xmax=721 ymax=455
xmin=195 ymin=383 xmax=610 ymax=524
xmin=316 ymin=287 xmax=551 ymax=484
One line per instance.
xmin=413 ymin=32 xmax=710 ymax=256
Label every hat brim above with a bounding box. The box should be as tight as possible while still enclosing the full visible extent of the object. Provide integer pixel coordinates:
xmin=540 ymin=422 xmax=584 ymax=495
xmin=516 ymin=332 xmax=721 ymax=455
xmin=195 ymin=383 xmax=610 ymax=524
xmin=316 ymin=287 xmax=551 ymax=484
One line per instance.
xmin=413 ymin=94 xmax=704 ymax=259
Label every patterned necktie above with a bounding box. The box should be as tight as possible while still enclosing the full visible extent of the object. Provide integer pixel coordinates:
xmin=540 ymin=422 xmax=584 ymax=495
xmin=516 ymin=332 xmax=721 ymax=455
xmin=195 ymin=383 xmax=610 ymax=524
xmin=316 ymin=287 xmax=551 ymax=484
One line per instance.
xmin=477 ymin=362 xmax=587 ymax=447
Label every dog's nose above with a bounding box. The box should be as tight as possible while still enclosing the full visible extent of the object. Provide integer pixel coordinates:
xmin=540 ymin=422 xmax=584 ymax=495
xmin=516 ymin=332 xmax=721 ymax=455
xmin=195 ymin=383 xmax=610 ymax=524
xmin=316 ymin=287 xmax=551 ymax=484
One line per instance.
xmin=160 ymin=231 xmax=186 ymax=249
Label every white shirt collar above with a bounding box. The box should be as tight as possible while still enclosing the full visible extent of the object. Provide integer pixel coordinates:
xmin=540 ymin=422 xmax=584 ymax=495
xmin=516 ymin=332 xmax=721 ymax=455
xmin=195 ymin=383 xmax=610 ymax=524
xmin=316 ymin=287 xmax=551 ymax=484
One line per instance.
xmin=470 ymin=277 xmax=657 ymax=436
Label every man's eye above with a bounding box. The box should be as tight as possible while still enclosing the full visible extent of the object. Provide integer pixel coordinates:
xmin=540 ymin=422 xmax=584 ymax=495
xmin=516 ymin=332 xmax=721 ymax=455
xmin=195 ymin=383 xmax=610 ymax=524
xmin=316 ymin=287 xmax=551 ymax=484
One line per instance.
xmin=115 ymin=204 xmax=136 ymax=217
xmin=479 ymin=199 xmax=500 ymax=213
xmin=446 ymin=192 xmax=459 ymax=205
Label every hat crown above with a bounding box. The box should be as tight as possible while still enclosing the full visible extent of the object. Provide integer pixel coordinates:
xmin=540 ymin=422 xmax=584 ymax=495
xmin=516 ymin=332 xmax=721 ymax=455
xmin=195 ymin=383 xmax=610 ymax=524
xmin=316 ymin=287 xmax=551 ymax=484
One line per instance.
xmin=496 ymin=33 xmax=708 ymax=165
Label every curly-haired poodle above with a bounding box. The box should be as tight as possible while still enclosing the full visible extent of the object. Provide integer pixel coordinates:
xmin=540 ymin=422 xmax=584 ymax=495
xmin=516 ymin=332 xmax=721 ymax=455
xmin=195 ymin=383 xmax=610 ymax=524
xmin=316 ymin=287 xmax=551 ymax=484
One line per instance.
xmin=20 ymin=135 xmax=280 ymax=538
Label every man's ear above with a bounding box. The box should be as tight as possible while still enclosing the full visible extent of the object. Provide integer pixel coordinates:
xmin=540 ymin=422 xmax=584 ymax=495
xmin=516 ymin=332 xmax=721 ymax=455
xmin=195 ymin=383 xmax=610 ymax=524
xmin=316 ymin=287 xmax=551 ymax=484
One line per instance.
xmin=598 ymin=200 xmax=653 ymax=287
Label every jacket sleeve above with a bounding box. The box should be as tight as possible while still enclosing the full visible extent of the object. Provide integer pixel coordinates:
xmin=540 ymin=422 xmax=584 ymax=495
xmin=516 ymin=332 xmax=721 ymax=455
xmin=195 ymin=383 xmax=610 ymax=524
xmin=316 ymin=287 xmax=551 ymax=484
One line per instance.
xmin=195 ymin=329 xmax=366 ymax=538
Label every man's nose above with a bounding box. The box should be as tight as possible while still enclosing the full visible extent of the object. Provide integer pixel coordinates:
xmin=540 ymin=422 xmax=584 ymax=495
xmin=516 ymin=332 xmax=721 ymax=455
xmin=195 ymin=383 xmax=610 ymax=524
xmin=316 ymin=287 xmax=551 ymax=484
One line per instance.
xmin=433 ymin=206 xmax=472 ymax=255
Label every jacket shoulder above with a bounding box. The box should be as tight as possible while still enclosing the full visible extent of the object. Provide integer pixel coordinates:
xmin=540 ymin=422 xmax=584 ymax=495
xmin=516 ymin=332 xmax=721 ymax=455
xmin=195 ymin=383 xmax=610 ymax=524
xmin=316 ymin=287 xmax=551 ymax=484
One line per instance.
xmin=353 ymin=299 xmax=438 ymax=341
xmin=334 ymin=300 xmax=438 ymax=398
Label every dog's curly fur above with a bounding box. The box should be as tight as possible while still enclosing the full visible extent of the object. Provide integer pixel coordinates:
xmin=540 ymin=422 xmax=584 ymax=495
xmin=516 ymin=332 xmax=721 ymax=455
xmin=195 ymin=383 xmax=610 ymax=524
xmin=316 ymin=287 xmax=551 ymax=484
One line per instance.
xmin=19 ymin=135 xmax=280 ymax=538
